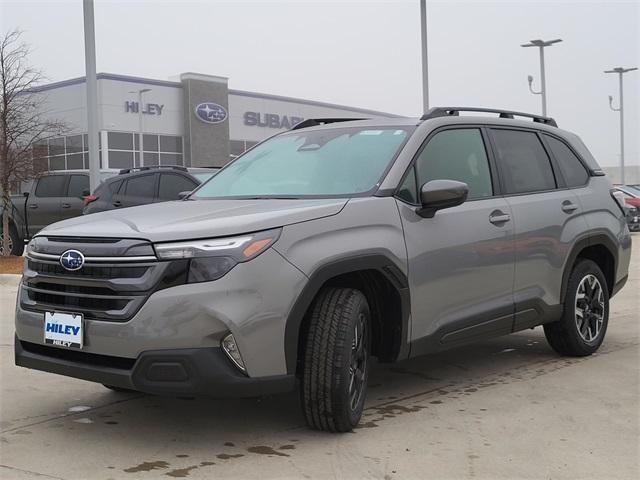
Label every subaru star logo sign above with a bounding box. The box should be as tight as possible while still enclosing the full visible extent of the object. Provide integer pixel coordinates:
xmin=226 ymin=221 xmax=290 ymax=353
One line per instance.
xmin=60 ymin=249 xmax=84 ymax=271
xmin=195 ymin=102 xmax=227 ymax=124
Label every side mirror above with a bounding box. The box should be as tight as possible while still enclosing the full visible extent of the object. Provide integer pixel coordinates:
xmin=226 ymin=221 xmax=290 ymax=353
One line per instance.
xmin=417 ymin=180 xmax=469 ymax=218
xmin=23 ymin=191 xmax=29 ymax=197
xmin=81 ymin=189 xmax=90 ymax=198
xmin=178 ymin=191 xmax=192 ymax=200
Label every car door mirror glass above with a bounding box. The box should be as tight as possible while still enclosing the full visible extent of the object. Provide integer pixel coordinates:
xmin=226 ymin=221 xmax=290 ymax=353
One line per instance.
xmin=417 ymin=179 xmax=469 ymax=218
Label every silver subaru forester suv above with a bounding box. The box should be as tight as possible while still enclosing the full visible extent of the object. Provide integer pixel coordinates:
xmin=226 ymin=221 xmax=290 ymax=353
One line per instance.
xmin=15 ymin=108 xmax=632 ymax=432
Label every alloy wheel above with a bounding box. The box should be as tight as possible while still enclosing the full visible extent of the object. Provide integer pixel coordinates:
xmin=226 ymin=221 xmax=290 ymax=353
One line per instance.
xmin=575 ymin=274 xmax=605 ymax=343
xmin=348 ymin=312 xmax=368 ymax=411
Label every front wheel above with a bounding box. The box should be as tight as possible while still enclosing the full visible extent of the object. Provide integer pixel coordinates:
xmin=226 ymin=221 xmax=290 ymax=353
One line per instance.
xmin=300 ymin=288 xmax=371 ymax=432
xmin=544 ymin=259 xmax=609 ymax=356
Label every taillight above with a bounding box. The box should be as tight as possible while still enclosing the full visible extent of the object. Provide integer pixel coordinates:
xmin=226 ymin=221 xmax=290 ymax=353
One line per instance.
xmin=83 ymin=195 xmax=97 ymax=206
xmin=610 ymin=190 xmax=628 ymax=215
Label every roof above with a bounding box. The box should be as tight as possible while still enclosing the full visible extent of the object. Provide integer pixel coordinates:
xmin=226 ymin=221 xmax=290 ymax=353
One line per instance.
xmin=23 ymin=72 xmax=401 ymax=118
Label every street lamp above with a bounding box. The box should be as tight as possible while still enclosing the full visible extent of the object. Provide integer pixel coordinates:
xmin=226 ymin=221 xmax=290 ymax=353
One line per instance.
xmin=129 ymin=88 xmax=151 ymax=167
xmin=521 ymin=38 xmax=563 ymax=117
xmin=420 ymin=0 xmax=429 ymax=111
xmin=605 ymin=67 xmax=637 ymax=185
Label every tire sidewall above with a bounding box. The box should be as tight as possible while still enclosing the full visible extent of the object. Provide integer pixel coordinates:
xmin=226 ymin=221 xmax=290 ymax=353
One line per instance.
xmin=338 ymin=296 xmax=371 ymax=427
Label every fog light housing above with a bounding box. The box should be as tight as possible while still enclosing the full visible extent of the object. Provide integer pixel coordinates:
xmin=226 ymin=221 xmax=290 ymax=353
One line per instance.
xmin=221 ymin=333 xmax=246 ymax=373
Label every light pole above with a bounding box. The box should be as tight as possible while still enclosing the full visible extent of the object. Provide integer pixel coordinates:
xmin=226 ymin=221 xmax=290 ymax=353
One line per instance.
xmin=420 ymin=0 xmax=429 ymax=111
xmin=605 ymin=67 xmax=637 ymax=186
xmin=521 ymin=38 xmax=562 ymax=117
xmin=129 ymin=88 xmax=151 ymax=167
xmin=83 ymin=0 xmax=99 ymax=192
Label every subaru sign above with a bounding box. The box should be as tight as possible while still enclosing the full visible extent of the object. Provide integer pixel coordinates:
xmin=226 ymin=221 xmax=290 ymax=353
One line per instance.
xmin=60 ymin=249 xmax=84 ymax=271
xmin=195 ymin=102 xmax=227 ymax=124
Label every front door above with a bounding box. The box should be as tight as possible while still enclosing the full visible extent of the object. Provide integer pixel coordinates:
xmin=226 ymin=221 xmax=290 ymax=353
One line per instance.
xmin=396 ymin=127 xmax=515 ymax=354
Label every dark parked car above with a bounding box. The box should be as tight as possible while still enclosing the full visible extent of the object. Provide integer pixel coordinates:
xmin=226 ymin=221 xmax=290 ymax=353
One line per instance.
xmin=82 ymin=166 xmax=220 ymax=214
xmin=0 ymin=170 xmax=117 ymax=255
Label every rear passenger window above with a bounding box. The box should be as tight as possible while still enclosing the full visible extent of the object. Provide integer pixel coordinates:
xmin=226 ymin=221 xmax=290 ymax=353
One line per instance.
xmin=544 ymin=135 xmax=589 ymax=187
xmin=415 ymin=129 xmax=493 ymax=200
xmin=124 ymin=175 xmax=155 ymax=198
xmin=109 ymin=179 xmax=123 ymax=193
xmin=67 ymin=175 xmax=89 ymax=197
xmin=491 ymin=129 xmax=556 ymax=194
xmin=158 ymin=174 xmax=197 ymax=200
xmin=34 ymin=176 xmax=66 ymax=197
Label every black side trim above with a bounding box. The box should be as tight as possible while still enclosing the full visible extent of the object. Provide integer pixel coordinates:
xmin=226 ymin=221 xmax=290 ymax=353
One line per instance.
xmin=560 ymin=233 xmax=619 ymax=302
xmin=612 ymin=274 xmax=628 ymax=297
xmin=284 ymin=254 xmax=410 ymax=374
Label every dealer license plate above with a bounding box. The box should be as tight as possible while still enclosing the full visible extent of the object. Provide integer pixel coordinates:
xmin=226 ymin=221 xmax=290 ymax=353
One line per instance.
xmin=44 ymin=311 xmax=83 ymax=349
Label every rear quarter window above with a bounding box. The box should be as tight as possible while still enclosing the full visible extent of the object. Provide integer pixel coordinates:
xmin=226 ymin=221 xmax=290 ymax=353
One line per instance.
xmin=543 ymin=135 xmax=589 ymax=187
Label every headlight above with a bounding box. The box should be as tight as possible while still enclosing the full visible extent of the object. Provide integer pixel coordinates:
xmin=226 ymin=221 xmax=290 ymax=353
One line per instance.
xmin=154 ymin=228 xmax=281 ymax=283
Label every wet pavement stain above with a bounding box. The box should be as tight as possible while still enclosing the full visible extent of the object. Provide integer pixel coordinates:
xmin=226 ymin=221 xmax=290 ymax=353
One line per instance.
xmin=429 ymin=400 xmax=443 ymax=404
xmin=176 ymin=454 xmax=189 ymax=458
xmin=223 ymin=441 xmax=235 ymax=447
xmin=200 ymin=461 xmax=216 ymax=466
xmin=355 ymin=421 xmax=379 ymax=429
xmin=105 ymin=421 xmax=118 ymax=425
xmin=247 ymin=446 xmax=290 ymax=457
xmin=124 ymin=461 xmax=170 ymax=473
xmin=278 ymin=444 xmax=295 ymax=450
xmin=165 ymin=465 xmax=198 ymax=478
xmin=216 ymin=453 xmax=244 ymax=460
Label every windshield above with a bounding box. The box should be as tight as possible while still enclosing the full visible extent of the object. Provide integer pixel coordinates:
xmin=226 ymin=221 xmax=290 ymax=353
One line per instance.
xmin=191 ymin=126 xmax=412 ymax=199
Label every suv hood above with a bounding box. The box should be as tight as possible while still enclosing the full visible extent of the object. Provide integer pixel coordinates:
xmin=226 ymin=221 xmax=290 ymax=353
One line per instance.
xmin=40 ymin=198 xmax=348 ymax=242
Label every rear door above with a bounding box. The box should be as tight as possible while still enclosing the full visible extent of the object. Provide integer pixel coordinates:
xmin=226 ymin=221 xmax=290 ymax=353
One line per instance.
xmin=59 ymin=174 xmax=89 ymax=221
xmin=156 ymin=173 xmax=199 ymax=202
xmin=113 ymin=173 xmax=158 ymax=209
xmin=27 ymin=175 xmax=67 ymax=235
xmin=396 ymin=127 xmax=516 ymax=353
xmin=488 ymin=128 xmax=587 ymax=329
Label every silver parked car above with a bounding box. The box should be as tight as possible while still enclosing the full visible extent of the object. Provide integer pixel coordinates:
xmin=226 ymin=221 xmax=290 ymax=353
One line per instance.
xmin=15 ymin=107 xmax=632 ymax=432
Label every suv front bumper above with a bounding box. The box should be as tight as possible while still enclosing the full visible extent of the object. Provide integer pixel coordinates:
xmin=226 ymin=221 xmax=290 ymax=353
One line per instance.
xmin=15 ymin=337 xmax=295 ymax=397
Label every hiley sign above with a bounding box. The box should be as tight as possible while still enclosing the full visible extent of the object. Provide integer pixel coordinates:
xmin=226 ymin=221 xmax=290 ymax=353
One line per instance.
xmin=125 ymin=101 xmax=164 ymax=115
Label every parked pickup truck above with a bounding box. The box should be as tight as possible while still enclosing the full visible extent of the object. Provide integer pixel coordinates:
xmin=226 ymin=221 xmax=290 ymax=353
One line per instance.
xmin=1 ymin=170 xmax=116 ymax=255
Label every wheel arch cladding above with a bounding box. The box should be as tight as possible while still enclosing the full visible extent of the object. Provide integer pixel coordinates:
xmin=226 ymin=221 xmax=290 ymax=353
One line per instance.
xmin=561 ymin=234 xmax=618 ymax=302
xmin=284 ymin=254 xmax=411 ymax=375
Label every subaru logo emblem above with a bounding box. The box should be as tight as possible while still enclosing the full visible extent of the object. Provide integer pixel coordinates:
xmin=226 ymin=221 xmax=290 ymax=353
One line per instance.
xmin=194 ymin=102 xmax=227 ymax=124
xmin=60 ymin=249 xmax=85 ymax=271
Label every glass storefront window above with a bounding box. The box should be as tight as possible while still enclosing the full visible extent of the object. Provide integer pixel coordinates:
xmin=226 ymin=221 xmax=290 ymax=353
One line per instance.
xmin=143 ymin=134 xmax=158 ymax=151
xmin=109 ymin=151 xmax=134 ymax=169
xmin=159 ymin=135 xmax=182 ymax=153
xmin=66 ymin=135 xmax=83 ymax=154
xmin=108 ymin=132 xmax=134 ymax=150
xmin=66 ymin=153 xmax=84 ymax=170
xmin=160 ymin=153 xmax=183 ymax=166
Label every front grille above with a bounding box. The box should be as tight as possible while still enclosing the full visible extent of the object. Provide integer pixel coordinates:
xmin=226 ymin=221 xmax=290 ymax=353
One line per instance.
xmin=28 ymin=260 xmax=147 ymax=279
xmin=20 ymin=237 xmax=183 ymax=322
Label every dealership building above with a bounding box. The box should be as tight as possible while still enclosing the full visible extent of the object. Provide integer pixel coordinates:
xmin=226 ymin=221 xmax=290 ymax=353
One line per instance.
xmin=27 ymin=72 xmax=399 ymax=172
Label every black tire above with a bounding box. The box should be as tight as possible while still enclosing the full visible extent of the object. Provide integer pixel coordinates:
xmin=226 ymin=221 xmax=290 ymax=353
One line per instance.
xmin=300 ymin=287 xmax=371 ymax=432
xmin=544 ymin=259 xmax=609 ymax=356
xmin=102 ymin=384 xmax=136 ymax=393
xmin=0 ymin=225 xmax=23 ymax=256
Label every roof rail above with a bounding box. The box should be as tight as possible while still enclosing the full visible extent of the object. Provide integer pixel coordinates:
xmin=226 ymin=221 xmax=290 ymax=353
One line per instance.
xmin=420 ymin=107 xmax=557 ymax=127
xmin=290 ymin=118 xmax=367 ymax=130
xmin=118 ymin=165 xmax=188 ymax=175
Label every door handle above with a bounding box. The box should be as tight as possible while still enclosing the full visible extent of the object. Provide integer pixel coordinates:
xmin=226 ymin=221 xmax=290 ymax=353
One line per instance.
xmin=28 ymin=204 xmax=38 ymax=209
xmin=489 ymin=212 xmax=511 ymax=225
xmin=61 ymin=203 xmax=71 ymax=209
xmin=561 ymin=201 xmax=578 ymax=214
xmin=112 ymin=201 xmax=121 ymax=207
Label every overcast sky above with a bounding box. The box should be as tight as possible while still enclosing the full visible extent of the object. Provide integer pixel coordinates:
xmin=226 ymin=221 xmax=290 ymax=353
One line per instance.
xmin=1 ymin=0 xmax=638 ymax=166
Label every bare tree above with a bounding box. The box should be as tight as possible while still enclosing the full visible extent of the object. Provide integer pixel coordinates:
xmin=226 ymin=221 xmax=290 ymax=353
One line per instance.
xmin=0 ymin=29 xmax=65 ymax=255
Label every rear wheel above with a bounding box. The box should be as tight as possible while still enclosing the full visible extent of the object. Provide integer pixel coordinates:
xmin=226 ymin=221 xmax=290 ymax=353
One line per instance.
xmin=544 ymin=259 xmax=609 ymax=356
xmin=300 ymin=287 xmax=371 ymax=432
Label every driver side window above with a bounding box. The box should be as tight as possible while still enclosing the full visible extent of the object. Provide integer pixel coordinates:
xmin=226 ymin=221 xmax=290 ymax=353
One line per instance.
xmin=414 ymin=128 xmax=493 ymax=201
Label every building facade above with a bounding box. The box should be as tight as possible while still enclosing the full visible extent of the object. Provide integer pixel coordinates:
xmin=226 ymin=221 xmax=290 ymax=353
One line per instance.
xmin=27 ymin=72 xmax=399 ymax=172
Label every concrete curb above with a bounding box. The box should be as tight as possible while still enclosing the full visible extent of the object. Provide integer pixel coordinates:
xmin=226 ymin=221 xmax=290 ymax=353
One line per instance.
xmin=0 ymin=274 xmax=21 ymax=287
